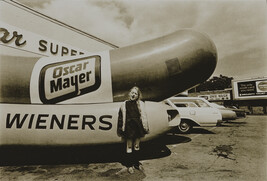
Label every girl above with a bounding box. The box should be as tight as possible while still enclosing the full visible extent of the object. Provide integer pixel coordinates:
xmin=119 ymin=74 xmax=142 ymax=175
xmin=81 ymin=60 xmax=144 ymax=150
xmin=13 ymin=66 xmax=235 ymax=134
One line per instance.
xmin=117 ymin=86 xmax=149 ymax=173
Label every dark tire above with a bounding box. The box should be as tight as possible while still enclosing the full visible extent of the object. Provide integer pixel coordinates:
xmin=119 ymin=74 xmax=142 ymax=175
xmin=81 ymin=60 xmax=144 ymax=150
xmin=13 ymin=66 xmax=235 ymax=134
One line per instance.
xmin=178 ymin=120 xmax=192 ymax=133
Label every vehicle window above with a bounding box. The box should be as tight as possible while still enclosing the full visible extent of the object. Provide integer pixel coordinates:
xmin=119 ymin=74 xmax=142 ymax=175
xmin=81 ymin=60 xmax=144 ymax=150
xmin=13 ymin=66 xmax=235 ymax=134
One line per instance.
xmin=227 ymin=106 xmax=238 ymax=109
xmin=187 ymin=102 xmax=198 ymax=107
xmin=211 ymin=103 xmax=224 ymax=108
xmin=175 ymin=103 xmax=187 ymax=107
xmin=194 ymin=100 xmax=210 ymax=107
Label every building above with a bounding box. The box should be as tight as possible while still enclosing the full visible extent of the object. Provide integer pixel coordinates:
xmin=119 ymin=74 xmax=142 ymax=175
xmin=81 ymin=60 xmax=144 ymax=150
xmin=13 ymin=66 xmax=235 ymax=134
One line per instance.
xmin=189 ymin=77 xmax=267 ymax=115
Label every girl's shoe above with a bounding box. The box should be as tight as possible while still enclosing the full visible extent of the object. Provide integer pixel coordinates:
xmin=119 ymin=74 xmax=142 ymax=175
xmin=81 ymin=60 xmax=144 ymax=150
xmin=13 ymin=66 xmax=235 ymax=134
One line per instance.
xmin=138 ymin=164 xmax=144 ymax=171
xmin=127 ymin=167 xmax=134 ymax=174
xmin=134 ymin=162 xmax=144 ymax=171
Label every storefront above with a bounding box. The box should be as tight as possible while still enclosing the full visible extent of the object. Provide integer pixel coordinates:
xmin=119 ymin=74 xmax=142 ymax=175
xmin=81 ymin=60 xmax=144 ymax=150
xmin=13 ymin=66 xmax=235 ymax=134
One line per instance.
xmin=188 ymin=77 xmax=267 ymax=115
xmin=231 ymin=77 xmax=267 ymax=115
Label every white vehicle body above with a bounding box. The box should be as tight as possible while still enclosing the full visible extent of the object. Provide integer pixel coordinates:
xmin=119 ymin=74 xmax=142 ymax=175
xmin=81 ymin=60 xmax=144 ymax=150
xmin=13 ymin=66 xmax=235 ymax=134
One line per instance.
xmin=210 ymin=103 xmax=237 ymax=120
xmin=165 ymin=97 xmax=222 ymax=133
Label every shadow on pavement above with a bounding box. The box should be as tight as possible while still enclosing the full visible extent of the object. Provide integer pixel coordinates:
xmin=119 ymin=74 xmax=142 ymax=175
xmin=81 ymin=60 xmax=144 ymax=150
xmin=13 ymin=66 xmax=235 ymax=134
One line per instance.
xmin=169 ymin=128 xmax=215 ymax=135
xmin=189 ymin=128 xmax=216 ymax=134
xmin=149 ymin=134 xmax=191 ymax=146
xmin=219 ymin=121 xmax=247 ymax=127
xmin=225 ymin=121 xmax=247 ymax=125
xmin=0 ymin=134 xmax=191 ymax=166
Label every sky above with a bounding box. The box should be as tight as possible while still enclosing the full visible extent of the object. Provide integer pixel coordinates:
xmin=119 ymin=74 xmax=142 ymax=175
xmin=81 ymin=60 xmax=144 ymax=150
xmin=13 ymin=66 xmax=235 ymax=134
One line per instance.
xmin=17 ymin=0 xmax=267 ymax=80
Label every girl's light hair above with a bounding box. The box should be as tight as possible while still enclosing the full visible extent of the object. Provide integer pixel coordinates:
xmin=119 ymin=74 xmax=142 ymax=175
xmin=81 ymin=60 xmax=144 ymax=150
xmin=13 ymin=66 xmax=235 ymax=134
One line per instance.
xmin=129 ymin=86 xmax=142 ymax=100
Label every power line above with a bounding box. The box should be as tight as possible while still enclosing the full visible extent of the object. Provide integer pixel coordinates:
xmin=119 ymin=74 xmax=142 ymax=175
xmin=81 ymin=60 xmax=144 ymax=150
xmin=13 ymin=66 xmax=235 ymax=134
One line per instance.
xmin=4 ymin=0 xmax=119 ymax=49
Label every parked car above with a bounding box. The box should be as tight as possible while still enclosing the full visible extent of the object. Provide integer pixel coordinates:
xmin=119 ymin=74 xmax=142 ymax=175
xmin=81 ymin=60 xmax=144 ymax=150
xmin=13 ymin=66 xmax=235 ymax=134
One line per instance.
xmin=165 ymin=97 xmax=222 ymax=133
xmin=225 ymin=106 xmax=246 ymax=118
xmin=209 ymin=103 xmax=237 ymax=121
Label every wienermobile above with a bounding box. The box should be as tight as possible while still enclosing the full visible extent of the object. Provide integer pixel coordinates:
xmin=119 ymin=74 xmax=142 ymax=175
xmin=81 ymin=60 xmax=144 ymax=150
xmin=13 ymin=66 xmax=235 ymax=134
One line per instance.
xmin=0 ymin=0 xmax=217 ymax=146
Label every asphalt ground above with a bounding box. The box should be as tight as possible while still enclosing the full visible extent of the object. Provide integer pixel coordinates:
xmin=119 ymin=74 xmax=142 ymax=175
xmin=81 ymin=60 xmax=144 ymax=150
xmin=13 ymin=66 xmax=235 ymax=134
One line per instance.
xmin=0 ymin=115 xmax=266 ymax=181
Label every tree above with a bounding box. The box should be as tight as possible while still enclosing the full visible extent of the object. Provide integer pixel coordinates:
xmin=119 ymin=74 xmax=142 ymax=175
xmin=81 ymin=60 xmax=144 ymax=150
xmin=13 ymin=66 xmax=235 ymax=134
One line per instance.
xmin=189 ymin=75 xmax=233 ymax=92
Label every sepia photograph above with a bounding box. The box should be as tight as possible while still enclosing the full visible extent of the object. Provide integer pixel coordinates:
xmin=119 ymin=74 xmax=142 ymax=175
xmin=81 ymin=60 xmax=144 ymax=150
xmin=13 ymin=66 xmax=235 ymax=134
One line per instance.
xmin=0 ymin=0 xmax=266 ymax=180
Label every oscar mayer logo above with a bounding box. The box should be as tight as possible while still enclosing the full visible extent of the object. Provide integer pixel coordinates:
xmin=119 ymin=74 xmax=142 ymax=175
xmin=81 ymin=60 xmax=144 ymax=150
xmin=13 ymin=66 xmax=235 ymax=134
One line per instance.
xmin=39 ymin=56 xmax=101 ymax=104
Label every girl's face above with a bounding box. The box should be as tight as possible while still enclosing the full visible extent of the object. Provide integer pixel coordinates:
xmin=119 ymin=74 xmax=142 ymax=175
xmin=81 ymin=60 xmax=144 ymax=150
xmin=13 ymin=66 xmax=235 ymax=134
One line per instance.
xmin=129 ymin=88 xmax=139 ymax=101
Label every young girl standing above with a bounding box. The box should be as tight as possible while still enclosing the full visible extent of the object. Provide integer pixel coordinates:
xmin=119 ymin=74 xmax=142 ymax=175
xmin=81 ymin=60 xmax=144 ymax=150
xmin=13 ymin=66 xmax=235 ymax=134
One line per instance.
xmin=117 ymin=86 xmax=149 ymax=173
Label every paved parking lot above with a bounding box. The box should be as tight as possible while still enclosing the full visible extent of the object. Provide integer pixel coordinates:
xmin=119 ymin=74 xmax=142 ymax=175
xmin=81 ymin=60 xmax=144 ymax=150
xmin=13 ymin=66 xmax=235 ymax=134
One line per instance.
xmin=0 ymin=115 xmax=266 ymax=181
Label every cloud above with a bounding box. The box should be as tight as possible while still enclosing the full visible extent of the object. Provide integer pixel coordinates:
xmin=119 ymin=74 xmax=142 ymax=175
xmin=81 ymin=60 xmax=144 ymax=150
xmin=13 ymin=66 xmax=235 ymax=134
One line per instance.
xmin=32 ymin=0 xmax=203 ymax=45
xmin=34 ymin=0 xmax=133 ymax=46
xmin=195 ymin=1 xmax=267 ymax=58
xmin=17 ymin=0 xmax=267 ymax=79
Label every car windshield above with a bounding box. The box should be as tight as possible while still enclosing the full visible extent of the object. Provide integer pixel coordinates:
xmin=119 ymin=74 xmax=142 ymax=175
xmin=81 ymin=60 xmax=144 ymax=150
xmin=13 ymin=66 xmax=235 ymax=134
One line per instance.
xmin=211 ymin=103 xmax=225 ymax=108
xmin=171 ymin=99 xmax=211 ymax=108
xmin=228 ymin=106 xmax=238 ymax=109
xmin=187 ymin=102 xmax=198 ymax=107
xmin=194 ymin=100 xmax=210 ymax=107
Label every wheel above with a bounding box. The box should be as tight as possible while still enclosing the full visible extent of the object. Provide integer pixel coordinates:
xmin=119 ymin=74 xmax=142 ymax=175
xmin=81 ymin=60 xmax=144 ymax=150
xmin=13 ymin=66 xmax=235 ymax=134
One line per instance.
xmin=178 ymin=121 xmax=192 ymax=133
